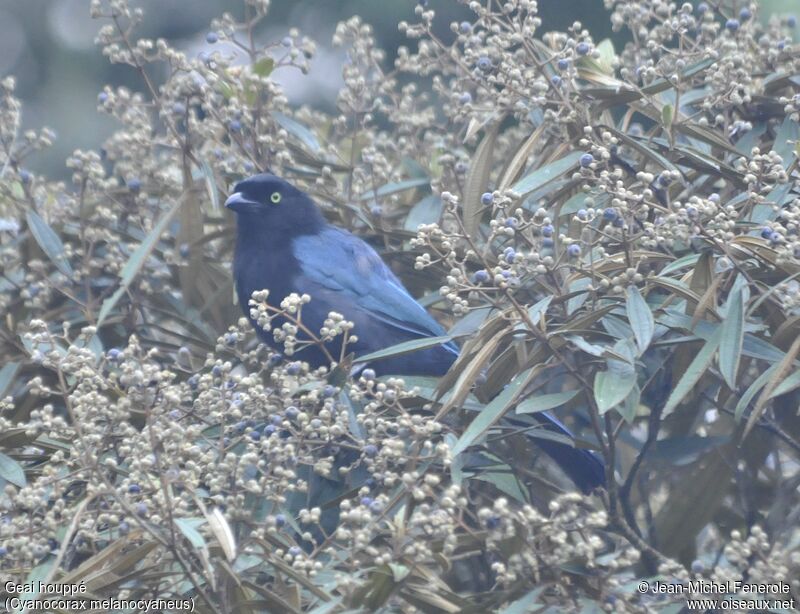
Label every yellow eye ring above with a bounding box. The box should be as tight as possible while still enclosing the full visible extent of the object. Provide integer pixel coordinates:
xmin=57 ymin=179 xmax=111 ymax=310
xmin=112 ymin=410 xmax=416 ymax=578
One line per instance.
xmin=270 ymin=192 xmax=282 ymax=204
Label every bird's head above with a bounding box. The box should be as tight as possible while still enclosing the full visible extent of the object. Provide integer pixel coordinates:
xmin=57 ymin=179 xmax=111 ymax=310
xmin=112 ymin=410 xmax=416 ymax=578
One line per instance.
xmin=225 ymin=173 xmax=324 ymax=236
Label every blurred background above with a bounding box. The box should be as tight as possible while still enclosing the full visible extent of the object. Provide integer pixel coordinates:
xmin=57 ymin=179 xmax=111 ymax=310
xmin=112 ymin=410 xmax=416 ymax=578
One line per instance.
xmin=1 ymin=0 xmax=796 ymax=180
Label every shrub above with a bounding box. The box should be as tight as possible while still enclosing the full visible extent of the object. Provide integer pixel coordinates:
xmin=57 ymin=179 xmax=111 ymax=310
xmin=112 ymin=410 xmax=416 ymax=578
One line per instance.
xmin=1 ymin=0 xmax=799 ymax=611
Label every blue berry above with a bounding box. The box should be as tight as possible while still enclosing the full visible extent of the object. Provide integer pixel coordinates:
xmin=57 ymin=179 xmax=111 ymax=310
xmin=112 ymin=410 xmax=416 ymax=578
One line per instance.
xmin=761 ymin=226 xmax=773 ymax=239
xmin=323 ymin=385 xmax=336 ymax=398
xmin=172 ymin=102 xmax=186 ymax=115
xmin=128 ymin=484 xmax=141 ymax=494
xmin=98 ymin=91 xmax=109 ymax=103
xmin=286 ymin=362 xmax=301 ymax=375
xmin=364 ymin=444 xmax=378 ymax=457
xmin=739 ymin=8 xmax=752 ymax=21
xmin=369 ymin=501 xmax=383 ymax=513
xmin=577 ymin=209 xmax=588 ymax=220
xmin=657 ymin=173 xmax=671 ymax=187
xmin=19 ymin=169 xmax=31 ymax=184
xmin=362 ymin=368 xmax=376 ymax=380
xmin=542 ymin=224 xmax=554 ymax=237
xmin=551 ymin=75 xmax=562 ymax=87
xmin=127 ymin=177 xmax=141 ymax=192
xmin=136 ymin=503 xmax=148 ymax=516
xmin=726 ymin=19 xmax=740 ymax=32
xmin=229 ymin=120 xmax=242 ymax=132
xmin=686 ymin=206 xmax=698 ymax=218
xmin=477 ymin=56 xmax=492 ymax=71
xmin=107 ymin=348 xmax=121 ymax=361
xmin=459 ymin=22 xmax=472 ymax=34
xmin=187 ymin=375 xmax=199 ymax=389
xmin=789 ymin=16 xmax=797 ymax=28
xmin=504 ymin=248 xmax=516 ymax=263
xmin=576 ymin=42 xmax=590 ymax=56
xmin=0 ymin=546 xmax=7 ymax=557
xmin=486 ymin=516 xmax=501 ymax=529
xmin=224 ymin=333 xmax=237 ymax=346
xmin=360 ymin=496 xmax=373 ymax=506
xmin=473 ymin=270 xmax=490 ymax=284
xmin=612 ymin=216 xmax=625 ymax=228
xmin=504 ymin=217 xmax=517 ymax=229
xmin=289 ymin=546 xmax=302 ymax=557
xmin=179 ymin=243 xmax=190 ymax=257
xmin=542 ymin=237 xmax=554 ymax=248
xmin=567 ymin=244 xmax=581 ymax=257
xmin=459 ymin=92 xmax=472 ymax=104
xmin=270 ymin=414 xmax=282 ymax=425
xmin=212 ymin=365 xmax=222 ymax=377
xmin=285 ymin=406 xmax=299 ymax=419
xmin=119 ymin=521 xmax=130 ymax=535
xmin=275 ymin=514 xmax=286 ymax=527
xmin=603 ymin=208 xmax=617 ymax=221
xmin=580 ymin=153 xmax=594 ymax=168
xmin=281 ymin=36 xmax=293 ymax=47
xmin=455 ymin=161 xmax=468 ymax=174
xmin=557 ymin=58 xmax=569 ymax=70
xmin=249 ymin=430 xmax=261 ymax=441
xmin=481 ymin=192 xmax=493 ymax=205
xmin=770 ymin=232 xmax=782 ymax=243
xmin=264 ymin=424 xmax=276 ymax=436
xmin=697 ymin=2 xmax=709 ymax=13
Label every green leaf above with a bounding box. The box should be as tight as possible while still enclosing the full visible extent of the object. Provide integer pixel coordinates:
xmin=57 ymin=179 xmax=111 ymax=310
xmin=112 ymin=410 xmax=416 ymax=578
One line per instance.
xmin=175 ymin=517 xmax=207 ymax=549
xmin=516 ymin=389 xmax=580 ymax=414
xmin=511 ymin=151 xmax=583 ymax=196
xmin=718 ymin=281 xmax=745 ymax=389
xmin=26 ymin=209 xmax=74 ymax=277
xmin=451 ymin=367 xmax=537 ymax=456
xmin=355 ymin=335 xmax=453 ymax=364
xmin=527 ymin=295 xmax=552 ymax=326
xmin=734 ymin=363 xmax=777 ymax=421
xmin=593 ymin=340 xmax=637 ymax=414
xmin=626 ymin=286 xmax=654 ymax=355
xmin=272 ymin=111 xmax=322 ymax=154
xmin=463 ymin=123 xmax=500 ymax=240
xmin=0 ymin=362 xmax=20 ymax=399
xmin=663 ymin=328 xmax=722 ymax=416
xmin=0 ymin=451 xmax=26 ymax=487
xmin=498 ymin=587 xmax=546 ymax=614
xmin=770 ymin=369 xmax=800 ymax=399
xmin=659 ymin=253 xmax=701 ymax=276
xmin=773 ymin=115 xmax=799 ymax=169
xmin=619 ymin=384 xmax=640 ymax=424
xmin=97 ymin=200 xmax=181 ymax=326
xmin=357 ymin=178 xmax=429 ymax=201
xmin=252 ymin=57 xmax=275 ymax=77
xmin=403 ymin=194 xmax=442 ymax=231
xmin=661 ymin=104 xmax=674 ymax=131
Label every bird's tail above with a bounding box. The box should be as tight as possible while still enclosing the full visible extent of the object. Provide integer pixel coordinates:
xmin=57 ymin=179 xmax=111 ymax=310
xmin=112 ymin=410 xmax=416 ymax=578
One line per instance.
xmin=527 ymin=411 xmax=606 ymax=494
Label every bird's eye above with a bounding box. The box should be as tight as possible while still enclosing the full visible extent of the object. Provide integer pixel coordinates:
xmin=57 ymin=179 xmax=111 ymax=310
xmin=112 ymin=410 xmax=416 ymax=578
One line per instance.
xmin=270 ymin=192 xmax=282 ymax=204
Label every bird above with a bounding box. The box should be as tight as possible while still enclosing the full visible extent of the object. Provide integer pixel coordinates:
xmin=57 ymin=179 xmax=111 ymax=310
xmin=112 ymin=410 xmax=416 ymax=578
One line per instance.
xmin=226 ymin=173 xmax=605 ymax=493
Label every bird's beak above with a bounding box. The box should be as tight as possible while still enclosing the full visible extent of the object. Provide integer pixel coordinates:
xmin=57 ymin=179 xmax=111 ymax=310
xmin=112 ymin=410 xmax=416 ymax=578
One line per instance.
xmin=224 ymin=192 xmax=260 ymax=212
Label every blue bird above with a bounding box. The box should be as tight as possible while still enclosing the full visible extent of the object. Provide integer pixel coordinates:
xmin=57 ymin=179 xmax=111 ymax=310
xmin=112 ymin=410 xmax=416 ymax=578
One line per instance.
xmin=226 ymin=174 xmax=605 ymax=493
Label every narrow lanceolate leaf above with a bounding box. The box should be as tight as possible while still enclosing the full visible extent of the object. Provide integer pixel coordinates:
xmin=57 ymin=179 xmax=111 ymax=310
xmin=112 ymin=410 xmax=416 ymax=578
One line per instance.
xmin=463 ymin=123 xmax=500 ymax=240
xmin=97 ymin=200 xmax=182 ymax=326
xmin=0 ymin=452 xmax=26 ymax=487
xmin=26 ymin=209 xmax=73 ymax=277
xmin=355 ymin=335 xmax=453 ymax=364
xmin=734 ymin=363 xmax=778 ymax=421
xmin=206 ymin=507 xmax=237 ymax=562
xmin=358 ymin=177 xmax=430 ymax=201
xmin=516 ymin=389 xmax=580 ymax=415
xmin=174 ymin=517 xmax=207 ymax=549
xmin=451 ymin=366 xmax=539 ymax=456
xmin=718 ymin=283 xmax=745 ymax=390
xmin=511 ymin=151 xmax=583 ymax=197
xmin=498 ymin=123 xmax=545 ymax=189
xmin=661 ymin=104 xmax=674 ymax=131
xmin=594 ymin=340 xmax=637 ymax=414
xmin=662 ymin=328 xmax=722 ymax=417
xmin=403 ymin=194 xmax=442 ymax=231
xmin=626 ymin=286 xmax=654 ymax=355
xmin=745 ymin=335 xmax=800 ymax=438
xmin=527 ymin=295 xmax=552 ymax=326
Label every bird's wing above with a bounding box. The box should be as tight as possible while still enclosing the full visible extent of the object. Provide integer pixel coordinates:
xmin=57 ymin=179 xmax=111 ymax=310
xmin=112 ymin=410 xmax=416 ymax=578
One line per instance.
xmin=292 ymin=227 xmax=451 ymax=341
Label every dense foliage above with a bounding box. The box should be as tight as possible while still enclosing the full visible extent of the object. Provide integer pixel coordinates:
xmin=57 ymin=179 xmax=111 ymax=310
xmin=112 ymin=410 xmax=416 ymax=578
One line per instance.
xmin=1 ymin=0 xmax=799 ymax=611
